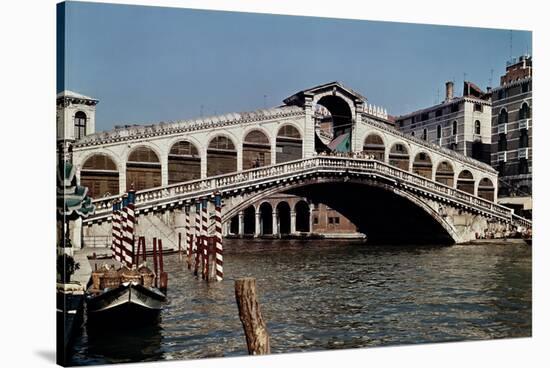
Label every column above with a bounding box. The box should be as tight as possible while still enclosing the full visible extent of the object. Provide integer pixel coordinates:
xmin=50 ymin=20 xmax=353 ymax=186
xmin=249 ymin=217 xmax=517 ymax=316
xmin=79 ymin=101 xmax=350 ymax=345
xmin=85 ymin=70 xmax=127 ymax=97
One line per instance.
xmin=272 ymin=210 xmax=278 ymax=236
xmin=309 ymin=203 xmax=315 ymax=234
xmin=238 ymin=211 xmax=244 ymax=237
xmin=255 ymin=211 xmax=261 ymax=237
xmin=161 ymin=154 xmax=169 ymax=187
xmin=290 ymin=210 xmax=297 ymax=234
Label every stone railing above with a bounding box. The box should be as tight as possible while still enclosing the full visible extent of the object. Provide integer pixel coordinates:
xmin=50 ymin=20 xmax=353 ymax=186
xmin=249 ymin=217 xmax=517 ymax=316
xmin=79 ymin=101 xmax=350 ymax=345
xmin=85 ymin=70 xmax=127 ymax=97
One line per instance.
xmin=361 ymin=116 xmax=497 ymax=174
xmin=87 ymin=156 xmax=517 ymax=224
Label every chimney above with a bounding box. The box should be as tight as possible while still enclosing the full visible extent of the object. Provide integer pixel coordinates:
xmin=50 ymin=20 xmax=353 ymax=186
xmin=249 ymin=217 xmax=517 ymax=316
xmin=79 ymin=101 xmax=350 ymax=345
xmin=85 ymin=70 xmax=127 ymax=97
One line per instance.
xmin=445 ymin=81 xmax=454 ymax=102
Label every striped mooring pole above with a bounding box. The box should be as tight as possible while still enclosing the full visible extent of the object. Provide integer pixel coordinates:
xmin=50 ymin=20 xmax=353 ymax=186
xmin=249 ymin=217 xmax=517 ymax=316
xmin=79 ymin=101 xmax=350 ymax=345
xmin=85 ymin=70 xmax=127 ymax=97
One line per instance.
xmin=214 ymin=192 xmax=223 ymax=281
xmin=185 ymin=205 xmax=192 ymax=269
xmin=120 ymin=194 xmax=134 ymax=267
xmin=194 ymin=201 xmax=201 ymax=276
xmin=111 ymin=199 xmax=123 ymax=262
xmin=201 ymin=198 xmax=209 ymax=280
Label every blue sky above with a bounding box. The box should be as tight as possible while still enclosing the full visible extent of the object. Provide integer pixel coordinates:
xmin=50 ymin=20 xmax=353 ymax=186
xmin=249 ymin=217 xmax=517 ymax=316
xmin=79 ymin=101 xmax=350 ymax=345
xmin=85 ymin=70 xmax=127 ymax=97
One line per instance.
xmin=59 ymin=1 xmax=532 ymax=132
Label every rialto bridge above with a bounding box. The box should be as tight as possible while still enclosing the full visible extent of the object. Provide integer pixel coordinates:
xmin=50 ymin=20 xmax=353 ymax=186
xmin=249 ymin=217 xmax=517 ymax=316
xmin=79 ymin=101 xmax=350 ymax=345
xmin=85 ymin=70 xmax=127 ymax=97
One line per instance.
xmin=60 ymin=82 xmax=531 ymax=249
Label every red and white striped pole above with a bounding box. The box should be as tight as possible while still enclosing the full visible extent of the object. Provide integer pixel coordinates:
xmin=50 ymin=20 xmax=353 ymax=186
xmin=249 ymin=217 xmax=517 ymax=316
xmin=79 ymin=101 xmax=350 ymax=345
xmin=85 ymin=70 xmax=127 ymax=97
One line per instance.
xmin=201 ymin=198 xmax=209 ymax=280
xmin=193 ymin=201 xmax=201 ymax=276
xmin=185 ymin=205 xmax=192 ymax=270
xmin=214 ymin=192 xmax=223 ymax=281
xmin=120 ymin=194 xmax=134 ymax=267
xmin=111 ymin=199 xmax=123 ymax=262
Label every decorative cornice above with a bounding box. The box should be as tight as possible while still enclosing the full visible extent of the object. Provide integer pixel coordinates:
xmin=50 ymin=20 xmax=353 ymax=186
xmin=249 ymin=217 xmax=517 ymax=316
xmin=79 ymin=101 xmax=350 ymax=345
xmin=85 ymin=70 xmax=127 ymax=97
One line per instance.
xmin=490 ymin=76 xmax=532 ymax=93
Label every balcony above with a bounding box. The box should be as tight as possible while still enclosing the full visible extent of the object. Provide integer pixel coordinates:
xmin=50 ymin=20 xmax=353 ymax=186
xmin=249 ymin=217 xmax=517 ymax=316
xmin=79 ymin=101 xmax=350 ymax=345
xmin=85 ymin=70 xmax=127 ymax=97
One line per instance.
xmin=497 ymin=151 xmax=507 ymax=162
xmin=518 ymin=148 xmax=529 ymax=159
xmin=497 ymin=124 xmax=507 ymax=134
xmin=518 ymin=118 xmax=531 ymax=130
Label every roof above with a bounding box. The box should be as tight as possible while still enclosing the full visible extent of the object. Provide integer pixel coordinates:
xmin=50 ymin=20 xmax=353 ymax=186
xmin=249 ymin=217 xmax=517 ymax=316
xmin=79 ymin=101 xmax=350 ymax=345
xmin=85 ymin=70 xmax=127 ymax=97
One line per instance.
xmin=395 ymin=95 xmax=491 ymax=121
xmin=283 ymin=81 xmax=367 ymax=106
xmin=57 ymin=90 xmax=98 ymax=102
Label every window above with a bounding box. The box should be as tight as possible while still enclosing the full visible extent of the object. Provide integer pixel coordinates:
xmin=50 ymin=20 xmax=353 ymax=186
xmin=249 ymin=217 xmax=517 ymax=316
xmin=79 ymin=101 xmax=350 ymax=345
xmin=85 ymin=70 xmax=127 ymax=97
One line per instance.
xmin=334 ymin=217 xmax=340 ymax=224
xmin=498 ymin=109 xmax=508 ymax=125
xmin=520 ymin=129 xmax=529 ymax=148
xmin=435 ymin=109 xmax=442 ymax=118
xmin=451 ymin=104 xmax=459 ymax=113
xmin=421 ymin=112 xmax=429 ymax=121
xmin=498 ymin=133 xmax=507 ymax=152
xmin=313 ymin=216 xmax=319 ymax=225
xmin=452 ymin=121 xmax=458 ymax=135
xmin=436 ymin=125 xmax=442 ymax=139
xmin=74 ymin=111 xmax=87 ymax=139
xmin=519 ymin=103 xmax=531 ymax=119
xmin=474 ymin=120 xmax=481 ymax=135
xmin=519 ymin=158 xmax=529 ymax=175
xmin=395 ymin=144 xmax=405 ymax=152
xmin=521 ymin=82 xmax=530 ymax=94
xmin=411 ymin=131 xmax=415 ymax=137
xmin=474 ymin=103 xmax=483 ymax=112
xmin=422 ymin=129 xmax=427 ymax=140
xmin=328 ymin=217 xmax=334 ymax=224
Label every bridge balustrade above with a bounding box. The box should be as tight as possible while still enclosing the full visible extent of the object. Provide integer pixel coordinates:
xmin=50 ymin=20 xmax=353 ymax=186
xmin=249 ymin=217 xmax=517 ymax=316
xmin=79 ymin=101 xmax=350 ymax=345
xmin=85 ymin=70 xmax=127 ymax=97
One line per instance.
xmin=89 ymin=156 xmax=517 ymax=226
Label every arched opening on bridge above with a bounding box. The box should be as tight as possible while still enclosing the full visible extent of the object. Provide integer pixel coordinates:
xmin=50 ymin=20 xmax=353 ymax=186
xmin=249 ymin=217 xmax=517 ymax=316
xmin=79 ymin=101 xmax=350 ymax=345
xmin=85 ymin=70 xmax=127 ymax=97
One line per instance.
xmin=457 ymin=170 xmax=475 ymax=194
xmin=243 ymin=130 xmax=271 ymax=170
xmin=412 ymin=151 xmax=433 ymax=179
xmin=207 ymin=135 xmax=237 ymax=177
xmin=243 ymin=205 xmax=256 ymax=235
xmin=168 ymin=140 xmax=201 ymax=184
xmin=229 ymin=216 xmax=239 ymax=235
xmin=81 ymin=154 xmax=119 ymax=198
xmin=276 ymin=201 xmax=291 ymax=235
xmin=259 ymin=202 xmax=273 ymax=235
xmin=126 ymin=146 xmax=161 ymax=191
xmin=316 ymin=95 xmax=353 ymax=153
xmin=363 ymin=134 xmax=385 ymax=161
xmin=276 ymin=125 xmax=302 ymax=163
xmin=295 ymin=200 xmax=310 ymax=233
xmin=389 ymin=143 xmax=410 ymax=171
xmin=435 ymin=161 xmax=455 ymax=187
xmin=286 ymin=182 xmax=455 ymax=245
xmin=477 ymin=178 xmax=495 ymax=201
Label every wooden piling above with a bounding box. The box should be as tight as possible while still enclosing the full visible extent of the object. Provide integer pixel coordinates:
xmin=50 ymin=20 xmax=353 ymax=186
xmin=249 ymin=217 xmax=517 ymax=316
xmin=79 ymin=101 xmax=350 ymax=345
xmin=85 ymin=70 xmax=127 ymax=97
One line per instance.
xmin=152 ymin=238 xmax=158 ymax=287
xmin=234 ymin=278 xmax=271 ymax=355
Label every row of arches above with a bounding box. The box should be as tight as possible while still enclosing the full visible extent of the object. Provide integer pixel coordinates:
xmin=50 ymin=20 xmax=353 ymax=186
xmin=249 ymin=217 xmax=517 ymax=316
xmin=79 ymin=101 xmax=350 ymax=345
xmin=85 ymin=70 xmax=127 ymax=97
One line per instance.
xmin=362 ymin=133 xmax=495 ymax=200
xmin=228 ymin=200 xmax=311 ymax=236
xmin=79 ymin=129 xmax=495 ymax=202
xmin=81 ymin=125 xmax=303 ymax=197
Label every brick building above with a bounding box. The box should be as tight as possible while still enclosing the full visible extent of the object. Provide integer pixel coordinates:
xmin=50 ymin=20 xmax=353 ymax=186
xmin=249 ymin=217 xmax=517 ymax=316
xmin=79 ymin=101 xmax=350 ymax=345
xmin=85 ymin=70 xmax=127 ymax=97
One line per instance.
xmin=490 ymin=55 xmax=532 ymax=217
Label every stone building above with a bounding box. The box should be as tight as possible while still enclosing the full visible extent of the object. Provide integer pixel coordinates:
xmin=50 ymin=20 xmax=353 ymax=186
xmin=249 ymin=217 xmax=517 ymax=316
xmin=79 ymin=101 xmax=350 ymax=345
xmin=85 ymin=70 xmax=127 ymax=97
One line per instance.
xmin=490 ymin=55 xmax=532 ymax=217
xmin=394 ymin=81 xmax=492 ymax=164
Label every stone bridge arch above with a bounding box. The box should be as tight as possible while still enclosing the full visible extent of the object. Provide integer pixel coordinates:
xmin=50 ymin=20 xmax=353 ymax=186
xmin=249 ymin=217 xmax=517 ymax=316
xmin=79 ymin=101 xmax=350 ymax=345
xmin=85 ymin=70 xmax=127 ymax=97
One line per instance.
xmin=222 ymin=176 xmax=461 ymax=244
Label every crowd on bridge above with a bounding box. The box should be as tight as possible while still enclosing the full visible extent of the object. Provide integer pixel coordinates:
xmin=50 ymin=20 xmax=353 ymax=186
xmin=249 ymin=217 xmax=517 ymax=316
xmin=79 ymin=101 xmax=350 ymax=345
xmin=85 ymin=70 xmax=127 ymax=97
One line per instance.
xmin=316 ymin=150 xmax=378 ymax=160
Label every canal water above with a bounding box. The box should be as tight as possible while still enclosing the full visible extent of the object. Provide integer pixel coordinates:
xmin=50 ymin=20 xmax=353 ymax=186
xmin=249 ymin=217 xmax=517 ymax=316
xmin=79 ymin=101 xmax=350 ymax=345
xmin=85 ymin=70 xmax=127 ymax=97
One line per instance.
xmin=69 ymin=240 xmax=532 ymax=365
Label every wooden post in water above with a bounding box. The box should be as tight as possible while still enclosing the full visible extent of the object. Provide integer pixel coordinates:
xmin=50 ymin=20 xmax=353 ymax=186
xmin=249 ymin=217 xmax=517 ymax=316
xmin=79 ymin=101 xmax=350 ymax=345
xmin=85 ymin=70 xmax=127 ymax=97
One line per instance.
xmin=152 ymin=237 xmax=158 ymax=287
xmin=234 ymin=278 xmax=271 ymax=355
xmin=158 ymin=239 xmax=168 ymax=293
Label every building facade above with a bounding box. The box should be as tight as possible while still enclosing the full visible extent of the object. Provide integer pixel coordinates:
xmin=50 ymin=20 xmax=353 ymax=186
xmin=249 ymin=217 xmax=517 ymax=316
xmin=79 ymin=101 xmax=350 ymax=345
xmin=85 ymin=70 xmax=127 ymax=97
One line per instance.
xmin=394 ymin=81 xmax=492 ymax=165
xmin=490 ymin=55 xmax=532 ymax=217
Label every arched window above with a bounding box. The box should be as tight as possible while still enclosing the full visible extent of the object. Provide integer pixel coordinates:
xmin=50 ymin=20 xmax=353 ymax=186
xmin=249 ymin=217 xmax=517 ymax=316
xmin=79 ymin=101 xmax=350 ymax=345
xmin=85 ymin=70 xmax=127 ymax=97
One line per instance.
xmin=412 ymin=152 xmax=433 ymax=179
xmin=389 ymin=142 xmax=409 ymax=171
xmin=474 ymin=120 xmax=481 ymax=135
xmin=411 ymin=131 xmax=415 ymax=137
xmin=81 ymin=154 xmax=119 ymax=198
xmin=126 ymin=146 xmax=161 ymax=191
xmin=436 ymin=125 xmax=442 ymax=139
xmin=435 ymin=161 xmax=454 ymax=187
xmin=452 ymin=121 xmax=458 ymax=136
xmin=243 ymin=130 xmax=271 ymax=170
xmin=74 ymin=111 xmax=87 ymax=139
xmin=363 ymin=134 xmax=385 ymax=161
xmin=498 ymin=109 xmax=508 ymax=125
xmin=519 ymin=103 xmax=531 ymax=120
xmin=477 ymin=178 xmax=495 ymax=201
xmin=276 ymin=125 xmax=302 ymax=163
xmin=457 ymin=170 xmax=475 ymax=194
xmin=207 ymin=135 xmax=237 ymax=177
xmin=168 ymin=141 xmax=200 ymax=184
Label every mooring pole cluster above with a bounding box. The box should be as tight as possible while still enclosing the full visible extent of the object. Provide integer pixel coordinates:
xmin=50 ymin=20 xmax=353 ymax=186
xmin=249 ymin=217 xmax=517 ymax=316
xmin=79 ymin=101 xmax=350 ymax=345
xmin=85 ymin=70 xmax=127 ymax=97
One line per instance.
xmin=181 ymin=192 xmax=223 ymax=282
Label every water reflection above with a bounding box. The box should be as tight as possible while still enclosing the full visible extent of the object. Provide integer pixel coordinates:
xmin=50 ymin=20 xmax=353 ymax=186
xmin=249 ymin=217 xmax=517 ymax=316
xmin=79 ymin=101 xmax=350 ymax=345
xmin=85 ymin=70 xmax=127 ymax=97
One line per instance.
xmin=70 ymin=240 xmax=531 ymax=365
